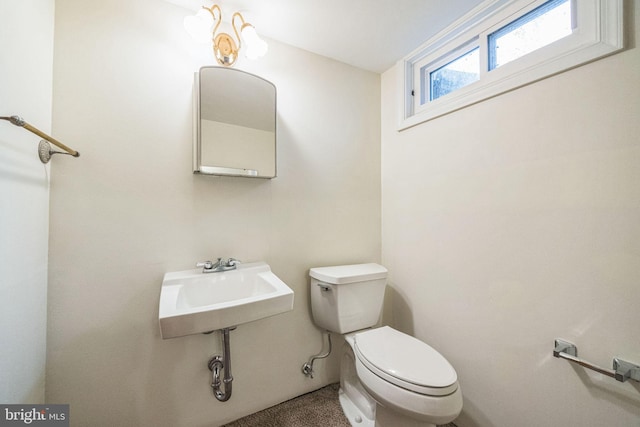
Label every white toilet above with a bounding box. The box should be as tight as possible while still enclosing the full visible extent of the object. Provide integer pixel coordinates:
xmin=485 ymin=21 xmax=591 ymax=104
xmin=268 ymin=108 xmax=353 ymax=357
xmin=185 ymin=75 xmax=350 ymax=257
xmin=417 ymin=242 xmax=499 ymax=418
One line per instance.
xmin=309 ymin=263 xmax=462 ymax=427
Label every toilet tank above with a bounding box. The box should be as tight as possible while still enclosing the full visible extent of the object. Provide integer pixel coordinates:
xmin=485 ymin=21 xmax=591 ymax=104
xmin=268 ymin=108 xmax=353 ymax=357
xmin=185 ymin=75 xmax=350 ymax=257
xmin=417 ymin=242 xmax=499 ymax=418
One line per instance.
xmin=309 ymin=263 xmax=388 ymax=334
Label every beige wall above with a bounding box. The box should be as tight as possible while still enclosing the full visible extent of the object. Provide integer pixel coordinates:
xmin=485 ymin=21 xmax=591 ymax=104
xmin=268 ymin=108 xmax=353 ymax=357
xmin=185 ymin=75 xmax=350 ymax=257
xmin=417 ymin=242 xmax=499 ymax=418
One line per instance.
xmin=381 ymin=4 xmax=640 ymax=427
xmin=47 ymin=0 xmax=380 ymax=425
xmin=12 ymin=0 xmax=636 ymax=424
xmin=0 ymin=0 xmax=54 ymax=404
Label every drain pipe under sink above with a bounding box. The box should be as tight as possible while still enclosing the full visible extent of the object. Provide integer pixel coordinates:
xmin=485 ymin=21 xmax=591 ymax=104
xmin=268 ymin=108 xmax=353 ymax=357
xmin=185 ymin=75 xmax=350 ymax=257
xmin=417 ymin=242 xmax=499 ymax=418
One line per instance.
xmin=207 ymin=327 xmax=235 ymax=401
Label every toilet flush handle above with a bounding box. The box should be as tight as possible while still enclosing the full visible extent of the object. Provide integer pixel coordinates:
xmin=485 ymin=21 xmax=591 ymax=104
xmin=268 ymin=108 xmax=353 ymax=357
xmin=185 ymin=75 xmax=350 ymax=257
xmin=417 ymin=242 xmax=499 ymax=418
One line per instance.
xmin=317 ymin=283 xmax=332 ymax=292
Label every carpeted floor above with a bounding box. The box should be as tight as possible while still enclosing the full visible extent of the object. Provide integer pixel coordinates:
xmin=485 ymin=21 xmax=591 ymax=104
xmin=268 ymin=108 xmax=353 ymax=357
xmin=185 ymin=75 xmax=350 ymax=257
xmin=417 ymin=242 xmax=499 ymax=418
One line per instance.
xmin=223 ymin=383 xmax=458 ymax=427
xmin=223 ymin=383 xmax=349 ymax=427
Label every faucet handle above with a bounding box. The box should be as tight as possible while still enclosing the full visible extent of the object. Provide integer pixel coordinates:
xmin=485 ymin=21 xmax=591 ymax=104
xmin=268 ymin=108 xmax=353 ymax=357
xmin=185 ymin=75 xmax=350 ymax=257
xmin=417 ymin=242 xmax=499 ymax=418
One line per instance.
xmin=196 ymin=260 xmax=214 ymax=270
xmin=226 ymin=258 xmax=241 ymax=267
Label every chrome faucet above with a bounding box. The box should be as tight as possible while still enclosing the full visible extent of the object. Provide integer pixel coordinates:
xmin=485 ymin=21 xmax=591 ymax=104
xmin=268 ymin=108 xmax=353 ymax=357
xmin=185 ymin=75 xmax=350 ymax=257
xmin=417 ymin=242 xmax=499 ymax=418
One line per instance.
xmin=196 ymin=258 xmax=241 ymax=273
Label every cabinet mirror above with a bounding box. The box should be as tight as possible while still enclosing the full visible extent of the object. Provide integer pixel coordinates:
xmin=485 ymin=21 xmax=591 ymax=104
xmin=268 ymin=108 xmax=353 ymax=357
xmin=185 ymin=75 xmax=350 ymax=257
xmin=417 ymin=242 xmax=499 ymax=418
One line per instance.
xmin=193 ymin=66 xmax=276 ymax=178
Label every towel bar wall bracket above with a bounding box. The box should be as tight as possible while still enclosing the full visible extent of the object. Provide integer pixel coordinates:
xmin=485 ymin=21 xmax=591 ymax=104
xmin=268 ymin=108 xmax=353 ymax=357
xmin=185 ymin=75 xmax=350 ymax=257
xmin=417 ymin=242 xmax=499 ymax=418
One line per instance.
xmin=553 ymin=339 xmax=640 ymax=383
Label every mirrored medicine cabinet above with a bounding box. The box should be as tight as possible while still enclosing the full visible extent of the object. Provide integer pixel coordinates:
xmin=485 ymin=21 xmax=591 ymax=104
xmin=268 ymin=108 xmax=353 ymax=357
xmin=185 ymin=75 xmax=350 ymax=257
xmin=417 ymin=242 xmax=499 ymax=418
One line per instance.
xmin=193 ymin=66 xmax=277 ymax=178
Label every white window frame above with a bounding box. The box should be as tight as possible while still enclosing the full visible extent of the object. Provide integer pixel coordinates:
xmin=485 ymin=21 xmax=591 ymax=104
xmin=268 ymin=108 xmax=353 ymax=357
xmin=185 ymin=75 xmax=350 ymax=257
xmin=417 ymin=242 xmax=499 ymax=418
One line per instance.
xmin=398 ymin=0 xmax=624 ymax=131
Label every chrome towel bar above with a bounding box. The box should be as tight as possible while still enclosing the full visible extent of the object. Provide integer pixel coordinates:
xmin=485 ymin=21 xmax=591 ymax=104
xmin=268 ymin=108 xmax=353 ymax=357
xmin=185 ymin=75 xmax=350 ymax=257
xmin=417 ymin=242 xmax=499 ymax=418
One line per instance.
xmin=553 ymin=339 xmax=640 ymax=383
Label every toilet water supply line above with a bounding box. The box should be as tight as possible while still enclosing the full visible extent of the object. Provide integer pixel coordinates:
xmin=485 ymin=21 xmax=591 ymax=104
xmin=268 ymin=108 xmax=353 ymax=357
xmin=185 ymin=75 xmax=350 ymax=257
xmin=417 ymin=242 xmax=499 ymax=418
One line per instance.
xmin=208 ymin=327 xmax=234 ymax=401
xmin=302 ymin=331 xmax=332 ymax=378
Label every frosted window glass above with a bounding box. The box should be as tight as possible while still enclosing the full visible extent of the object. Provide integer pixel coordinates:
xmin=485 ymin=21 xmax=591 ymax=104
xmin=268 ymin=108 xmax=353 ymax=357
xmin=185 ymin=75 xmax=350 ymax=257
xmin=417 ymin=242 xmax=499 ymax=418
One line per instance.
xmin=489 ymin=0 xmax=572 ymax=70
xmin=429 ymin=48 xmax=480 ymax=101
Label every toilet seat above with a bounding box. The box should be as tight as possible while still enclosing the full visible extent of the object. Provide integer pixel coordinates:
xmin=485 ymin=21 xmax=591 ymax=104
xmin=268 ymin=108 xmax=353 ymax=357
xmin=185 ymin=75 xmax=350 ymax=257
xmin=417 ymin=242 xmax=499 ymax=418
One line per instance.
xmin=354 ymin=326 xmax=458 ymax=397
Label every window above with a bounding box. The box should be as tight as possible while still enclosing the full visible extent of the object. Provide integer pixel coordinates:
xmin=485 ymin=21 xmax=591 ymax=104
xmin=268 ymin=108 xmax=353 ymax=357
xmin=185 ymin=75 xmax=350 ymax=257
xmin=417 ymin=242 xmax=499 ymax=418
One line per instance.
xmin=488 ymin=0 xmax=573 ymax=70
xmin=427 ymin=47 xmax=479 ymax=101
xmin=400 ymin=0 xmax=624 ymax=130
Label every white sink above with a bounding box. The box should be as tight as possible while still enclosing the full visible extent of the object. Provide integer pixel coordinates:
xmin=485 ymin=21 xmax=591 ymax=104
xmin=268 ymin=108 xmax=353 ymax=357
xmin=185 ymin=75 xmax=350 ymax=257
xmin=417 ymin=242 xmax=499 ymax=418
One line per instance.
xmin=159 ymin=262 xmax=294 ymax=339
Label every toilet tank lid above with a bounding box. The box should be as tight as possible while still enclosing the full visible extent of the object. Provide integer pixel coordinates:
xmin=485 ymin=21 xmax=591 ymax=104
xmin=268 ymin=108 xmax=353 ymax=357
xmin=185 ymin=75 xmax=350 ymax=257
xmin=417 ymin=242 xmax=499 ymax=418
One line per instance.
xmin=309 ymin=263 xmax=387 ymax=284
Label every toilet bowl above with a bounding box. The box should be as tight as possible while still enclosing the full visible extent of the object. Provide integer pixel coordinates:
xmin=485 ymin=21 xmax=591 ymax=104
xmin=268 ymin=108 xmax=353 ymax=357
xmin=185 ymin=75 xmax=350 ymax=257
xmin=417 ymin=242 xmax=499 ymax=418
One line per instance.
xmin=350 ymin=327 xmax=462 ymax=426
xmin=309 ymin=263 xmax=462 ymax=427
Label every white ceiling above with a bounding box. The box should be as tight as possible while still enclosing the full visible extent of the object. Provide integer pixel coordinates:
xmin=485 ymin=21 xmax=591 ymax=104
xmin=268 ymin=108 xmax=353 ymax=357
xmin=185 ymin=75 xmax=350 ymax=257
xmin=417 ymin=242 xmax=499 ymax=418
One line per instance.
xmin=165 ymin=0 xmax=485 ymax=73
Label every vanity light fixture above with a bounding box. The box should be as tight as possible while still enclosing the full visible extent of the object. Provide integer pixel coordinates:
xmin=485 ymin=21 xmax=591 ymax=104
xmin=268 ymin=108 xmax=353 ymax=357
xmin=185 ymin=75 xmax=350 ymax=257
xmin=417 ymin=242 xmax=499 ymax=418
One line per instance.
xmin=184 ymin=4 xmax=268 ymax=67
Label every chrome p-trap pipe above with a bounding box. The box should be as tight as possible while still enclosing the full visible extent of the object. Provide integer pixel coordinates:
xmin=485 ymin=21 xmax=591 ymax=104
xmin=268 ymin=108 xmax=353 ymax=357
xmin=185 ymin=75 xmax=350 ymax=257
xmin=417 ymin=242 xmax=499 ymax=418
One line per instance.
xmin=208 ymin=327 xmax=234 ymax=401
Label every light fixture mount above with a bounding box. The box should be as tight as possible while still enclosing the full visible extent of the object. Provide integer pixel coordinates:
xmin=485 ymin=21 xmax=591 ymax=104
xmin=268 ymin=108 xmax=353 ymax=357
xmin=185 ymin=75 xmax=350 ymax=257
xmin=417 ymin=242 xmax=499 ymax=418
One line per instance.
xmin=213 ymin=32 xmax=238 ymax=66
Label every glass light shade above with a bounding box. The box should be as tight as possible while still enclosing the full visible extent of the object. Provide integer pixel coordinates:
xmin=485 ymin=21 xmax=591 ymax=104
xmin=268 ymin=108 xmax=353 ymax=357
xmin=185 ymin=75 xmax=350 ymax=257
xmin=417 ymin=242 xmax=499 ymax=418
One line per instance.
xmin=241 ymin=25 xmax=268 ymax=59
xmin=184 ymin=9 xmax=214 ymax=44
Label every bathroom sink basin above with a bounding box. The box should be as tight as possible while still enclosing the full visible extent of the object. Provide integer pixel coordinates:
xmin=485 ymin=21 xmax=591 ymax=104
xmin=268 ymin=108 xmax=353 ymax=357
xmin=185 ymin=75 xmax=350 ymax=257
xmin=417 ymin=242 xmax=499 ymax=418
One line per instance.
xmin=159 ymin=262 xmax=294 ymax=339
